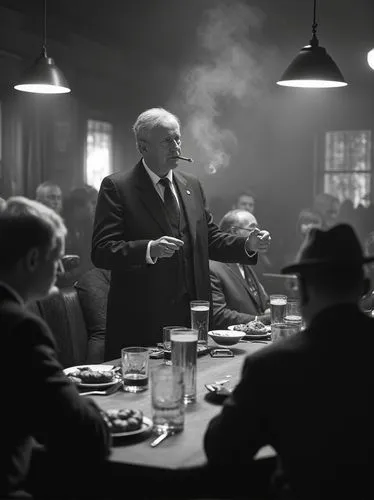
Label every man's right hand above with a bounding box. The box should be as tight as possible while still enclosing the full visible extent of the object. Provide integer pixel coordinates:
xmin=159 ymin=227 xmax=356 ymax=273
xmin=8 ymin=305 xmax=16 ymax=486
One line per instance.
xmin=150 ymin=236 xmax=184 ymax=259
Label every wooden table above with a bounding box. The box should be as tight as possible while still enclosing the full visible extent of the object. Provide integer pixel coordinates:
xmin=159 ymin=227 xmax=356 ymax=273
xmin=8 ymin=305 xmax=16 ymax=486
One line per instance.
xmin=91 ymin=341 xmax=275 ymax=470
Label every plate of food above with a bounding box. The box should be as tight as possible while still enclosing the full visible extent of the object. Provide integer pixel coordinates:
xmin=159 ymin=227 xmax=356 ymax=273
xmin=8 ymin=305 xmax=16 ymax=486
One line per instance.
xmin=105 ymin=408 xmax=153 ymax=438
xmin=64 ymin=364 xmax=120 ymax=388
xmin=228 ymin=320 xmax=271 ymax=339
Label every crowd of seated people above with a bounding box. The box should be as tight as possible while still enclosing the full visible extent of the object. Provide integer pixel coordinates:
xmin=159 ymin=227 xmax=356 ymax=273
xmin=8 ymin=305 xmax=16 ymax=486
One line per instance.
xmin=2 ymin=186 xmax=374 ymax=499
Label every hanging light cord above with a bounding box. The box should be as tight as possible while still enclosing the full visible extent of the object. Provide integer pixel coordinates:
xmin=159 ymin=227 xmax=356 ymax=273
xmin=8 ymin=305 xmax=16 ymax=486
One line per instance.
xmin=42 ymin=0 xmax=47 ymax=57
xmin=310 ymin=0 xmax=319 ymax=46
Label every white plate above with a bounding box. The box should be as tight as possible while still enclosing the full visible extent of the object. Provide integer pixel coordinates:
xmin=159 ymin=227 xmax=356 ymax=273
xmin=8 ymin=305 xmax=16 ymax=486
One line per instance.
xmin=64 ymin=364 xmax=119 ymax=388
xmin=111 ymin=416 xmax=153 ymax=438
xmin=228 ymin=325 xmax=271 ymax=339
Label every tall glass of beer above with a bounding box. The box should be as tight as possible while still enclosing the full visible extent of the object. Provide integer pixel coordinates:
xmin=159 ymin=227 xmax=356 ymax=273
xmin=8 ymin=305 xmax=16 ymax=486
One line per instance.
xmin=190 ymin=300 xmax=210 ymax=347
xmin=170 ymin=328 xmax=198 ymax=404
xmin=269 ymin=294 xmax=287 ymax=324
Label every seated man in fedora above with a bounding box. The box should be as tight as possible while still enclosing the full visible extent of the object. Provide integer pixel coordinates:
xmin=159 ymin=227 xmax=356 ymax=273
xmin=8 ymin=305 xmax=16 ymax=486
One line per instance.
xmin=204 ymin=224 xmax=374 ymax=500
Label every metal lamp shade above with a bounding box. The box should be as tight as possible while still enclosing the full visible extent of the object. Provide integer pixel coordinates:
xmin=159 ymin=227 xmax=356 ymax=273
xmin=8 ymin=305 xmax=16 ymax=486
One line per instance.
xmin=14 ymin=54 xmax=71 ymax=94
xmin=277 ymin=44 xmax=347 ymax=88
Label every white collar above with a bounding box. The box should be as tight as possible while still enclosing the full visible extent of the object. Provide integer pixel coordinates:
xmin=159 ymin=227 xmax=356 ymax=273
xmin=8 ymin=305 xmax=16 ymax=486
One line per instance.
xmin=142 ymin=158 xmax=174 ymax=187
xmin=0 ymin=281 xmax=24 ymax=306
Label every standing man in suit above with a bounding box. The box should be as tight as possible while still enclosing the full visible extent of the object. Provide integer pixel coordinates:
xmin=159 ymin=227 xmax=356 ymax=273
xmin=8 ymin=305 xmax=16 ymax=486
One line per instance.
xmin=0 ymin=197 xmax=110 ymax=499
xmin=209 ymin=209 xmax=270 ymax=329
xmin=92 ymin=107 xmax=271 ymax=359
xmin=204 ymin=224 xmax=374 ymax=500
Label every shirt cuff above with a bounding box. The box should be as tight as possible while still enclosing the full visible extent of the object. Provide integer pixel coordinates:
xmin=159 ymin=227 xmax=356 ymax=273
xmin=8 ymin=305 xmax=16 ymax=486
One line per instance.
xmin=146 ymin=240 xmax=158 ymax=264
xmin=244 ymin=237 xmax=257 ymax=258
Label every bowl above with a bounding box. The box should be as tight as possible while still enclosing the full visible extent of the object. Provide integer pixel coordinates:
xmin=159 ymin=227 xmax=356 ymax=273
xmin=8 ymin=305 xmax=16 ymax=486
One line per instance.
xmin=208 ymin=330 xmax=246 ymax=346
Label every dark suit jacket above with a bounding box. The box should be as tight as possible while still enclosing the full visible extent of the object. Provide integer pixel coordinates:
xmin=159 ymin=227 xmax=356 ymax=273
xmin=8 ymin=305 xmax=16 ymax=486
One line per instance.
xmin=0 ymin=285 xmax=110 ymax=498
xmin=204 ymin=304 xmax=374 ymax=500
xmin=209 ymin=260 xmax=269 ymax=329
xmin=92 ymin=161 xmax=257 ymax=359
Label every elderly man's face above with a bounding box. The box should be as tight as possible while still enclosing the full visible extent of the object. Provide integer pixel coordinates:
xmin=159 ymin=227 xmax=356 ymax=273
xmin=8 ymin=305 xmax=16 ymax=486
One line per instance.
xmin=141 ymin=119 xmax=181 ymax=176
xmin=237 ymin=195 xmax=255 ymax=214
xmin=41 ymin=186 xmax=63 ymax=214
xmin=232 ymin=211 xmax=258 ymax=237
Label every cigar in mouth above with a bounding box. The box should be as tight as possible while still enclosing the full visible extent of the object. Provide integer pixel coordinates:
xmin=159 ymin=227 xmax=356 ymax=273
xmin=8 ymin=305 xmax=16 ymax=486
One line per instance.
xmin=173 ymin=155 xmax=194 ymax=163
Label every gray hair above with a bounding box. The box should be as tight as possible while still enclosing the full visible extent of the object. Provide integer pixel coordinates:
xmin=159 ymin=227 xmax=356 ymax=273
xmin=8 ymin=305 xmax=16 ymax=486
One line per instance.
xmin=0 ymin=197 xmax=67 ymax=270
xmin=132 ymin=108 xmax=180 ymax=143
xmin=36 ymin=181 xmax=62 ymax=201
xmin=219 ymin=209 xmax=257 ymax=233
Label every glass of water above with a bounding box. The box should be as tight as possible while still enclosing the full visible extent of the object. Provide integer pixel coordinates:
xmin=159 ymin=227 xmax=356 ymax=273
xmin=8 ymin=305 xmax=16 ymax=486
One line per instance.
xmin=271 ymin=322 xmax=298 ymax=343
xmin=151 ymin=364 xmax=185 ymax=435
xmin=190 ymin=300 xmax=210 ymax=347
xmin=284 ymin=299 xmax=302 ymax=333
xmin=170 ymin=328 xmax=198 ymax=404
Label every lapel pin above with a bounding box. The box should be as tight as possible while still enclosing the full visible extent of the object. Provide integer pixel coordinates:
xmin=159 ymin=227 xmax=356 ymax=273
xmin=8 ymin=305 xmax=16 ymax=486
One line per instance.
xmin=186 ymin=189 xmax=191 ymax=195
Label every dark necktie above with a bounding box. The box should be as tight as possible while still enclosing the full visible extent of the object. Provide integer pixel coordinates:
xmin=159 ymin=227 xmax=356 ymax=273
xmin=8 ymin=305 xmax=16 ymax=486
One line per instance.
xmin=243 ymin=265 xmax=260 ymax=306
xmin=159 ymin=177 xmax=180 ymax=228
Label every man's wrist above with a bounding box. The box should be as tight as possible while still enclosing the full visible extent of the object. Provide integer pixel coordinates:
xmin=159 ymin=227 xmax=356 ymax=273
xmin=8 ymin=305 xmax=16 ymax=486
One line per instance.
xmin=146 ymin=241 xmax=157 ymax=264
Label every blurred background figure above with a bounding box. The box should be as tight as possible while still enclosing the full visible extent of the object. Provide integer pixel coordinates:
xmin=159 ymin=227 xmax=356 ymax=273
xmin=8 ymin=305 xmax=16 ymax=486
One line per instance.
xmin=296 ymin=209 xmax=323 ymax=242
xmin=233 ymin=189 xmax=256 ymax=214
xmin=0 ymin=196 xmax=6 ymax=212
xmin=59 ymin=185 xmax=98 ymax=286
xmin=75 ymin=268 xmax=110 ymax=364
xmin=313 ymin=193 xmax=341 ymax=229
xmin=35 ymin=181 xmax=63 ymax=215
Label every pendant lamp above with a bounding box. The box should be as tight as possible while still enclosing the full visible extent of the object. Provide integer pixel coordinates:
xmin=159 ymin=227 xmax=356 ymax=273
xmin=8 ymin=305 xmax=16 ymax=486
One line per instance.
xmin=367 ymin=49 xmax=374 ymax=70
xmin=14 ymin=0 xmax=71 ymax=94
xmin=277 ymin=0 xmax=347 ymax=88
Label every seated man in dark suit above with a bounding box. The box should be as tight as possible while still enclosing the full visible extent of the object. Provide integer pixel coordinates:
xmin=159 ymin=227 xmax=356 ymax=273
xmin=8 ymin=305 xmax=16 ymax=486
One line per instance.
xmin=204 ymin=224 xmax=374 ymax=500
xmin=0 ymin=197 xmax=110 ymax=499
xmin=209 ymin=209 xmax=270 ymax=328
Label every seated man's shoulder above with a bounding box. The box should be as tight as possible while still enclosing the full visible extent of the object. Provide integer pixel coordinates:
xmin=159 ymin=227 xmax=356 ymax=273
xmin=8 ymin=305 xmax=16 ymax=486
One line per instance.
xmin=209 ymin=259 xmax=228 ymax=274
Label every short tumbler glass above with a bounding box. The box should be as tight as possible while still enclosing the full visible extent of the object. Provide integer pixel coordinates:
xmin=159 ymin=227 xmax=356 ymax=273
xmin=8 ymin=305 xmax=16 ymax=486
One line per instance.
xmin=271 ymin=322 xmax=298 ymax=343
xmin=121 ymin=347 xmax=149 ymax=393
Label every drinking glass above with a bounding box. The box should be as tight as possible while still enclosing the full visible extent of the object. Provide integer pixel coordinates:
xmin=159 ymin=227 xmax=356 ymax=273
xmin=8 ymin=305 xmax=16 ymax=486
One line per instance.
xmin=269 ymin=294 xmax=287 ymax=324
xmin=151 ymin=365 xmax=185 ymax=434
xmin=121 ymin=347 xmax=149 ymax=393
xmin=163 ymin=325 xmax=184 ymax=362
xmin=284 ymin=299 xmax=302 ymax=333
xmin=190 ymin=300 xmax=210 ymax=347
xmin=271 ymin=322 xmax=298 ymax=343
xmin=170 ymin=328 xmax=198 ymax=404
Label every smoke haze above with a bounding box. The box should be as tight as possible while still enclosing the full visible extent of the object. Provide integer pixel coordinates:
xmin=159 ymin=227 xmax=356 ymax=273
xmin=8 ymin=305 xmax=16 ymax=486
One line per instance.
xmin=172 ymin=0 xmax=272 ymax=174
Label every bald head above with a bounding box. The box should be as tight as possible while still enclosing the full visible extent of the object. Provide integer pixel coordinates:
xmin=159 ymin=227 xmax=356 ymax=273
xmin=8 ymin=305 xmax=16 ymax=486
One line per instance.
xmin=220 ymin=209 xmax=258 ymax=235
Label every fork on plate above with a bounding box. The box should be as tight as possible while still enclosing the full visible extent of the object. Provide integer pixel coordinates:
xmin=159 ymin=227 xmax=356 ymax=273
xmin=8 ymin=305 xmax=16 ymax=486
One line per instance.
xmin=79 ymin=381 xmax=122 ymax=397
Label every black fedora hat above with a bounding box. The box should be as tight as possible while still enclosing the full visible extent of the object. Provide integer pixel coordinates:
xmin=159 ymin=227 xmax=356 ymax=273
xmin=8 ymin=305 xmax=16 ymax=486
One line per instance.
xmin=282 ymin=224 xmax=374 ymax=275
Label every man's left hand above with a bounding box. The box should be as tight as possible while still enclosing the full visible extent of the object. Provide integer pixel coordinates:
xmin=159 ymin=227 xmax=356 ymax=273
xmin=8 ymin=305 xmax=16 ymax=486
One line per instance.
xmin=246 ymin=228 xmax=271 ymax=254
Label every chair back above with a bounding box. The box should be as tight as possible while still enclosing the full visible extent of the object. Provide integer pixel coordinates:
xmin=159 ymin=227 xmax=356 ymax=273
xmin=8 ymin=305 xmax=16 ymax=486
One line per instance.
xmin=28 ymin=287 xmax=88 ymax=367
